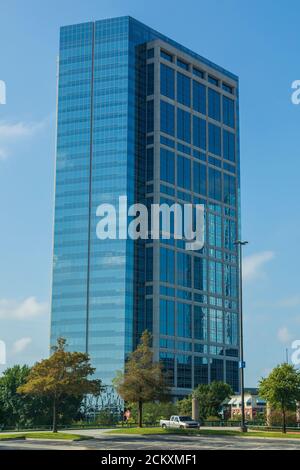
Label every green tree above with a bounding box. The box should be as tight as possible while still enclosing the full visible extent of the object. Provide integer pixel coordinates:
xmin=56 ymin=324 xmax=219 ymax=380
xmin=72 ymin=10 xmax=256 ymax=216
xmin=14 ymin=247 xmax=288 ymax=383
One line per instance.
xmin=113 ymin=331 xmax=169 ymax=427
xmin=0 ymin=365 xmax=85 ymax=429
xmin=0 ymin=365 xmax=49 ymax=427
xmin=18 ymin=338 xmax=101 ymax=432
xmin=176 ymin=395 xmax=192 ymax=415
xmin=127 ymin=401 xmax=177 ymax=425
xmin=259 ymin=364 xmax=300 ymax=433
xmin=193 ymin=381 xmax=233 ymax=420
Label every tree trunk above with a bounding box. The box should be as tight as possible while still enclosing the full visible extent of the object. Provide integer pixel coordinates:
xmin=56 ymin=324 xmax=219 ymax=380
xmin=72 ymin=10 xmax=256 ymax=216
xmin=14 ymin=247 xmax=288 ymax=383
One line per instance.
xmin=138 ymin=400 xmax=143 ymax=428
xmin=282 ymin=405 xmax=286 ymax=434
xmin=52 ymin=397 xmax=58 ymax=433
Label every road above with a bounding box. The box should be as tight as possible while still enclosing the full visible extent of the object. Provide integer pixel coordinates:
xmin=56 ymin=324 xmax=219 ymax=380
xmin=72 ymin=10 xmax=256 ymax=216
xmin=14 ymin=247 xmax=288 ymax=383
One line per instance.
xmin=1 ymin=432 xmax=300 ymax=450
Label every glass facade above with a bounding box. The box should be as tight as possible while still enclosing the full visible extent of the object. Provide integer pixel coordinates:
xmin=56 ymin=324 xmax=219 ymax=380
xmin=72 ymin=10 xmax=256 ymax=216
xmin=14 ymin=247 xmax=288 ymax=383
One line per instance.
xmin=51 ymin=16 xmax=241 ymax=397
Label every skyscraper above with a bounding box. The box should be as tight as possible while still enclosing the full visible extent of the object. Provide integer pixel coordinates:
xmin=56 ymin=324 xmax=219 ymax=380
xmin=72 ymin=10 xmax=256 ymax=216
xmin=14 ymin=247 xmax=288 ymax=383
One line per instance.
xmin=51 ymin=16 xmax=240 ymax=399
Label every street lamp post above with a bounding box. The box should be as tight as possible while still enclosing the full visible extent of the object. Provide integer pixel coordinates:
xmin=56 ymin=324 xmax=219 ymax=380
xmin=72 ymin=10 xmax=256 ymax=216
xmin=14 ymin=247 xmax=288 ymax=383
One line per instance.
xmin=234 ymin=240 xmax=248 ymax=433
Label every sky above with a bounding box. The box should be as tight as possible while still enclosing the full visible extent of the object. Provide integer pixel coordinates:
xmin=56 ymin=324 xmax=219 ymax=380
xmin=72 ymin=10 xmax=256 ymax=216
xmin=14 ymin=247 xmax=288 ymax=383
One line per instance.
xmin=0 ymin=0 xmax=300 ymax=387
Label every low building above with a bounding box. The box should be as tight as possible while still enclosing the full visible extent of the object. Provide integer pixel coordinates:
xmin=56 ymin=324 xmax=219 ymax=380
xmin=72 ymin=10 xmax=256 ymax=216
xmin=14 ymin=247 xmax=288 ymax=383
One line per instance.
xmin=228 ymin=388 xmax=266 ymax=420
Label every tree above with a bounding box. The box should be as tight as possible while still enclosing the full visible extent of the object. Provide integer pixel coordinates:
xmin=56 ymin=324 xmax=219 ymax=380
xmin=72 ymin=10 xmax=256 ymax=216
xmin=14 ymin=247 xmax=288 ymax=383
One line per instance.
xmin=193 ymin=381 xmax=233 ymax=420
xmin=0 ymin=365 xmax=85 ymax=429
xmin=177 ymin=395 xmax=192 ymax=415
xmin=0 ymin=365 xmax=49 ymax=427
xmin=113 ymin=331 xmax=169 ymax=427
xmin=18 ymin=338 xmax=101 ymax=432
xmin=259 ymin=363 xmax=300 ymax=433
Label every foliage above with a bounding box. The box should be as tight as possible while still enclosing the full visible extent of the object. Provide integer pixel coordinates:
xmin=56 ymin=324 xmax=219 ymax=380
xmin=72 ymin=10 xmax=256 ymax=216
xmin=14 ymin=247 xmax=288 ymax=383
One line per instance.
xmin=113 ymin=331 xmax=169 ymax=427
xmin=0 ymin=365 xmax=49 ymax=428
xmin=127 ymin=401 xmax=177 ymax=425
xmin=205 ymin=415 xmax=221 ymax=422
xmin=259 ymin=364 xmax=300 ymax=433
xmin=0 ymin=365 xmax=84 ymax=429
xmin=95 ymin=409 xmax=120 ymax=426
xmin=267 ymin=409 xmax=297 ymax=427
xmin=193 ymin=381 xmax=233 ymax=420
xmin=176 ymin=396 xmax=192 ymax=415
xmin=17 ymin=337 xmax=101 ymax=432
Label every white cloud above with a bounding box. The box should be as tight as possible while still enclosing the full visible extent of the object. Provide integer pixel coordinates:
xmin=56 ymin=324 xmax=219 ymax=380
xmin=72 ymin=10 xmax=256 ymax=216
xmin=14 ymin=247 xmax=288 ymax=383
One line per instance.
xmin=0 ymin=120 xmax=45 ymax=139
xmin=12 ymin=337 xmax=32 ymax=354
xmin=0 ymin=297 xmax=48 ymax=320
xmin=0 ymin=118 xmax=49 ymax=160
xmin=277 ymin=326 xmax=293 ymax=344
xmin=243 ymin=251 xmax=275 ymax=282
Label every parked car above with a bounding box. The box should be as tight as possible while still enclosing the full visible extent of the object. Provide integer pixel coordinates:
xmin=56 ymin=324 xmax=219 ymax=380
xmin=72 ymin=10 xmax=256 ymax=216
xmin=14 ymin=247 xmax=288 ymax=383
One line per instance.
xmin=160 ymin=415 xmax=200 ymax=429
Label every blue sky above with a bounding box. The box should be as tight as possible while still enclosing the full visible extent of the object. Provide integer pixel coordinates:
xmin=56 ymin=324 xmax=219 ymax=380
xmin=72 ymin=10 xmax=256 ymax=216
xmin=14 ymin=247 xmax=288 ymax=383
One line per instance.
xmin=0 ymin=0 xmax=300 ymax=386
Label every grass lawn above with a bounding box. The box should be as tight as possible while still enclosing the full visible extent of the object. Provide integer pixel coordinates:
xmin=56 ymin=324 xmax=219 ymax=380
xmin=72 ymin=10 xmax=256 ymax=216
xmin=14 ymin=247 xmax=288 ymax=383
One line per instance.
xmin=108 ymin=427 xmax=300 ymax=439
xmin=0 ymin=432 xmax=90 ymax=441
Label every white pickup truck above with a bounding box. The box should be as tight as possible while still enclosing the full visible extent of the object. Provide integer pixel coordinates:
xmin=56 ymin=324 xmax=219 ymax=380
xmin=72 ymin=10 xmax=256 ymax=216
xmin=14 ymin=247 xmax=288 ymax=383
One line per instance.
xmin=160 ymin=415 xmax=200 ymax=429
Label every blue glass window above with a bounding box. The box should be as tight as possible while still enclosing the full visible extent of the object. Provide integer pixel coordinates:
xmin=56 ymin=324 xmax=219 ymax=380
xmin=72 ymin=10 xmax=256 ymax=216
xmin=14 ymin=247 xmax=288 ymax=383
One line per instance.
xmin=208 ymin=75 xmax=219 ymax=86
xmin=160 ymin=64 xmax=175 ymax=99
xmin=147 ymin=147 xmax=154 ymax=181
xmin=161 ymin=135 xmax=175 ymax=148
xmin=160 ymin=352 xmax=175 ymax=386
xmin=208 ymin=123 xmax=221 ymax=156
xmin=177 ymin=355 xmax=192 ymax=388
xmin=147 ymin=63 xmax=154 ymax=95
xmin=223 ymin=96 xmax=235 ymax=128
xmin=160 ymin=100 xmax=175 ymax=136
xmin=224 ymin=264 xmax=238 ymax=298
xmin=223 ymin=130 xmax=235 ymax=161
xmin=223 ymin=83 xmax=233 ymax=94
xmin=160 ymin=299 xmax=175 ymax=335
xmin=208 ymin=167 xmax=222 ymax=201
xmin=208 ymin=213 xmax=222 ymax=248
xmin=211 ymin=359 xmax=224 ymax=382
xmin=209 ymin=156 xmax=222 ymax=168
xmin=177 ymin=155 xmax=191 ymax=190
xmin=194 ymin=356 xmax=209 ymax=386
xmin=193 ymin=67 xmax=204 ymax=79
xmin=147 ymin=48 xmax=154 ymax=59
xmin=223 ymin=174 xmax=236 ymax=206
xmin=177 ymin=252 xmax=192 ymax=288
xmin=146 ymin=248 xmax=153 ymax=282
xmin=194 ymin=257 xmax=207 ymax=291
xmin=177 ymin=303 xmax=192 ymax=338
xmin=208 ymin=88 xmax=221 ymax=121
xmin=177 ymin=58 xmax=189 ymax=70
xmin=160 ymin=247 xmax=175 ymax=284
xmin=177 ymin=108 xmax=191 ymax=143
xmin=193 ymin=81 xmax=206 ymax=115
xmin=193 ymin=115 xmax=206 ymax=150
xmin=209 ymin=262 xmax=223 ymax=295
xmin=147 ymin=100 xmax=154 ymax=133
xmin=177 ymin=72 xmax=191 ymax=107
xmin=194 ymin=306 xmax=208 ymax=340
xmin=160 ymin=148 xmax=175 ymax=184
xmin=224 ymin=218 xmax=236 ymax=251
xmin=193 ymin=161 xmax=207 ymax=196
xmin=226 ymin=360 xmax=239 ymax=392
xmin=146 ymin=299 xmax=153 ymax=333
xmin=161 ymin=50 xmax=173 ymax=62
xmin=209 ymin=309 xmax=224 ymax=343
